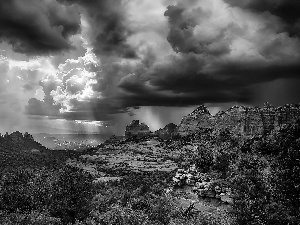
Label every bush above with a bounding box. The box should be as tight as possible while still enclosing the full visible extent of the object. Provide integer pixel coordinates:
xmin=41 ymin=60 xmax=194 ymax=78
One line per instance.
xmin=0 ymin=168 xmax=52 ymax=213
xmin=0 ymin=210 xmax=61 ymax=225
xmin=212 ymin=151 xmax=231 ymax=178
xmin=192 ymin=147 xmax=213 ymax=173
xmin=49 ymin=165 xmax=94 ymax=224
xmin=230 ymin=154 xmax=273 ymax=225
xmin=88 ymin=206 xmax=149 ymax=225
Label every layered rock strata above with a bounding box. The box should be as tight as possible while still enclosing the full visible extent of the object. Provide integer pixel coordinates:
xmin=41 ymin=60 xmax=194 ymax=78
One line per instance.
xmin=176 ymin=103 xmax=300 ymax=137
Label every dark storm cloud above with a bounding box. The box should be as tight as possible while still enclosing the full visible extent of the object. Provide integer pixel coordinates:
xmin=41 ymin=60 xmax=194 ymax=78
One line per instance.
xmin=115 ymin=0 xmax=300 ymax=109
xmin=26 ymin=96 xmax=126 ymax=122
xmin=224 ymin=0 xmax=300 ymax=23
xmin=0 ymin=0 xmax=81 ymax=55
xmin=62 ymin=98 xmax=127 ymax=121
xmin=164 ymin=4 xmax=230 ymax=55
xmin=62 ymin=0 xmax=137 ymax=58
xmin=224 ymin=0 xmax=300 ymax=36
xmin=21 ymin=0 xmax=300 ymax=125
xmin=118 ymin=54 xmax=252 ymax=106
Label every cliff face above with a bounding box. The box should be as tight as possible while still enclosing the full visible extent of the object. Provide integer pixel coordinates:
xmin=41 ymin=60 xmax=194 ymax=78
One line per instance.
xmin=176 ymin=103 xmax=300 ymax=137
xmin=176 ymin=105 xmax=214 ymax=136
xmin=155 ymin=123 xmax=177 ymax=140
xmin=125 ymin=120 xmax=151 ymax=139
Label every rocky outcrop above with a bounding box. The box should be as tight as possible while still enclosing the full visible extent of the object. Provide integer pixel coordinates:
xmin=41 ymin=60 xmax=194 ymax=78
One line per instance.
xmin=172 ymin=166 xmax=233 ymax=204
xmin=176 ymin=103 xmax=300 ymax=137
xmin=154 ymin=123 xmax=177 ymax=140
xmin=125 ymin=120 xmax=151 ymax=139
xmin=176 ymin=105 xmax=214 ymax=136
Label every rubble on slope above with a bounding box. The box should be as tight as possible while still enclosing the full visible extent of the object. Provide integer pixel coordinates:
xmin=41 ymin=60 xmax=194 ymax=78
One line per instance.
xmin=172 ymin=165 xmax=233 ymax=204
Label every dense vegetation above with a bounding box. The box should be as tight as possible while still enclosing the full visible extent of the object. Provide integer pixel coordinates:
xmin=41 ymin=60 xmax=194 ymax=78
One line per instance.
xmin=0 ymin=166 xmax=217 ymax=224
xmin=231 ymin=121 xmax=300 ymax=225
xmin=0 ymin=121 xmax=300 ymax=224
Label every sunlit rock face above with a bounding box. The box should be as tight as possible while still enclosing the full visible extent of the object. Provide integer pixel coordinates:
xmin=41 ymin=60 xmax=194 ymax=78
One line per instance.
xmin=154 ymin=123 xmax=177 ymax=140
xmin=125 ymin=120 xmax=151 ymax=139
xmin=176 ymin=103 xmax=300 ymax=137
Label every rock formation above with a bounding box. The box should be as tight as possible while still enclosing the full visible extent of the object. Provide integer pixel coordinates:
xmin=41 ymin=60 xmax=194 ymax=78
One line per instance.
xmin=172 ymin=166 xmax=233 ymax=204
xmin=176 ymin=103 xmax=300 ymax=137
xmin=154 ymin=123 xmax=177 ymax=140
xmin=176 ymin=105 xmax=214 ymax=136
xmin=125 ymin=120 xmax=151 ymax=139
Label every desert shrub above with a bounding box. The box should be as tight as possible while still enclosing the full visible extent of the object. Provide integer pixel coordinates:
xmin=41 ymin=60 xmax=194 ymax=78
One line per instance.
xmin=269 ymin=122 xmax=300 ymax=223
xmin=87 ymin=206 xmax=149 ymax=225
xmin=192 ymin=146 xmax=213 ymax=173
xmin=0 ymin=169 xmax=50 ymax=213
xmin=91 ymin=188 xmax=132 ymax=213
xmin=232 ymin=144 xmax=300 ymax=225
xmin=146 ymin=197 xmax=173 ymax=224
xmin=49 ymin=165 xmax=94 ymax=224
xmin=230 ymin=154 xmax=273 ymax=225
xmin=212 ymin=151 xmax=231 ymax=178
xmin=0 ymin=210 xmax=61 ymax=225
xmin=119 ymin=171 xmax=171 ymax=195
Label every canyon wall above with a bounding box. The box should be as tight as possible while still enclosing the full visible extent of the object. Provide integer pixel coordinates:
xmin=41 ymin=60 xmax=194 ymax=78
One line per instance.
xmin=176 ymin=103 xmax=300 ymax=137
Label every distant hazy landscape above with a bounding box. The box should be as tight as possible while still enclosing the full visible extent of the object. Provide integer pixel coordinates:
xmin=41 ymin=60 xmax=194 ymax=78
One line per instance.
xmin=33 ymin=133 xmax=124 ymax=150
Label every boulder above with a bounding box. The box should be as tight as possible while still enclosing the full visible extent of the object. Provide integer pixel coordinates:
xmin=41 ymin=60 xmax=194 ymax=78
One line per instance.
xmin=214 ymin=185 xmax=222 ymax=194
xmin=30 ymin=149 xmax=40 ymax=153
xmin=220 ymin=194 xmax=233 ymax=204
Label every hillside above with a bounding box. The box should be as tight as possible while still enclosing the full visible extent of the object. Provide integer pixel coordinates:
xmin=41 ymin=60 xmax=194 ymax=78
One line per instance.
xmin=0 ymin=103 xmax=300 ymax=224
xmin=0 ymin=131 xmax=82 ymax=171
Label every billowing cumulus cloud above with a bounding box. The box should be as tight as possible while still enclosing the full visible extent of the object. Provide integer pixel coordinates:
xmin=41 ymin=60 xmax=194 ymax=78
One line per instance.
xmin=0 ymin=54 xmax=55 ymax=132
xmin=0 ymin=0 xmax=81 ymax=55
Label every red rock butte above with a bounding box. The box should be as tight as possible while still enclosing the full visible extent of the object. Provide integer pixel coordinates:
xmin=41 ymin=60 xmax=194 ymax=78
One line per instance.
xmin=176 ymin=102 xmax=300 ymax=137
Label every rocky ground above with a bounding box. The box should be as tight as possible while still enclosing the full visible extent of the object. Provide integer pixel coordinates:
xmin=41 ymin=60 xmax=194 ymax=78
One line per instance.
xmin=65 ymin=135 xmax=235 ymax=224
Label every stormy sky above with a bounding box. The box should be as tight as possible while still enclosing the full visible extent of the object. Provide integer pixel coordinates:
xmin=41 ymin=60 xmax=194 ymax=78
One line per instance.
xmin=0 ymin=0 xmax=300 ymax=134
